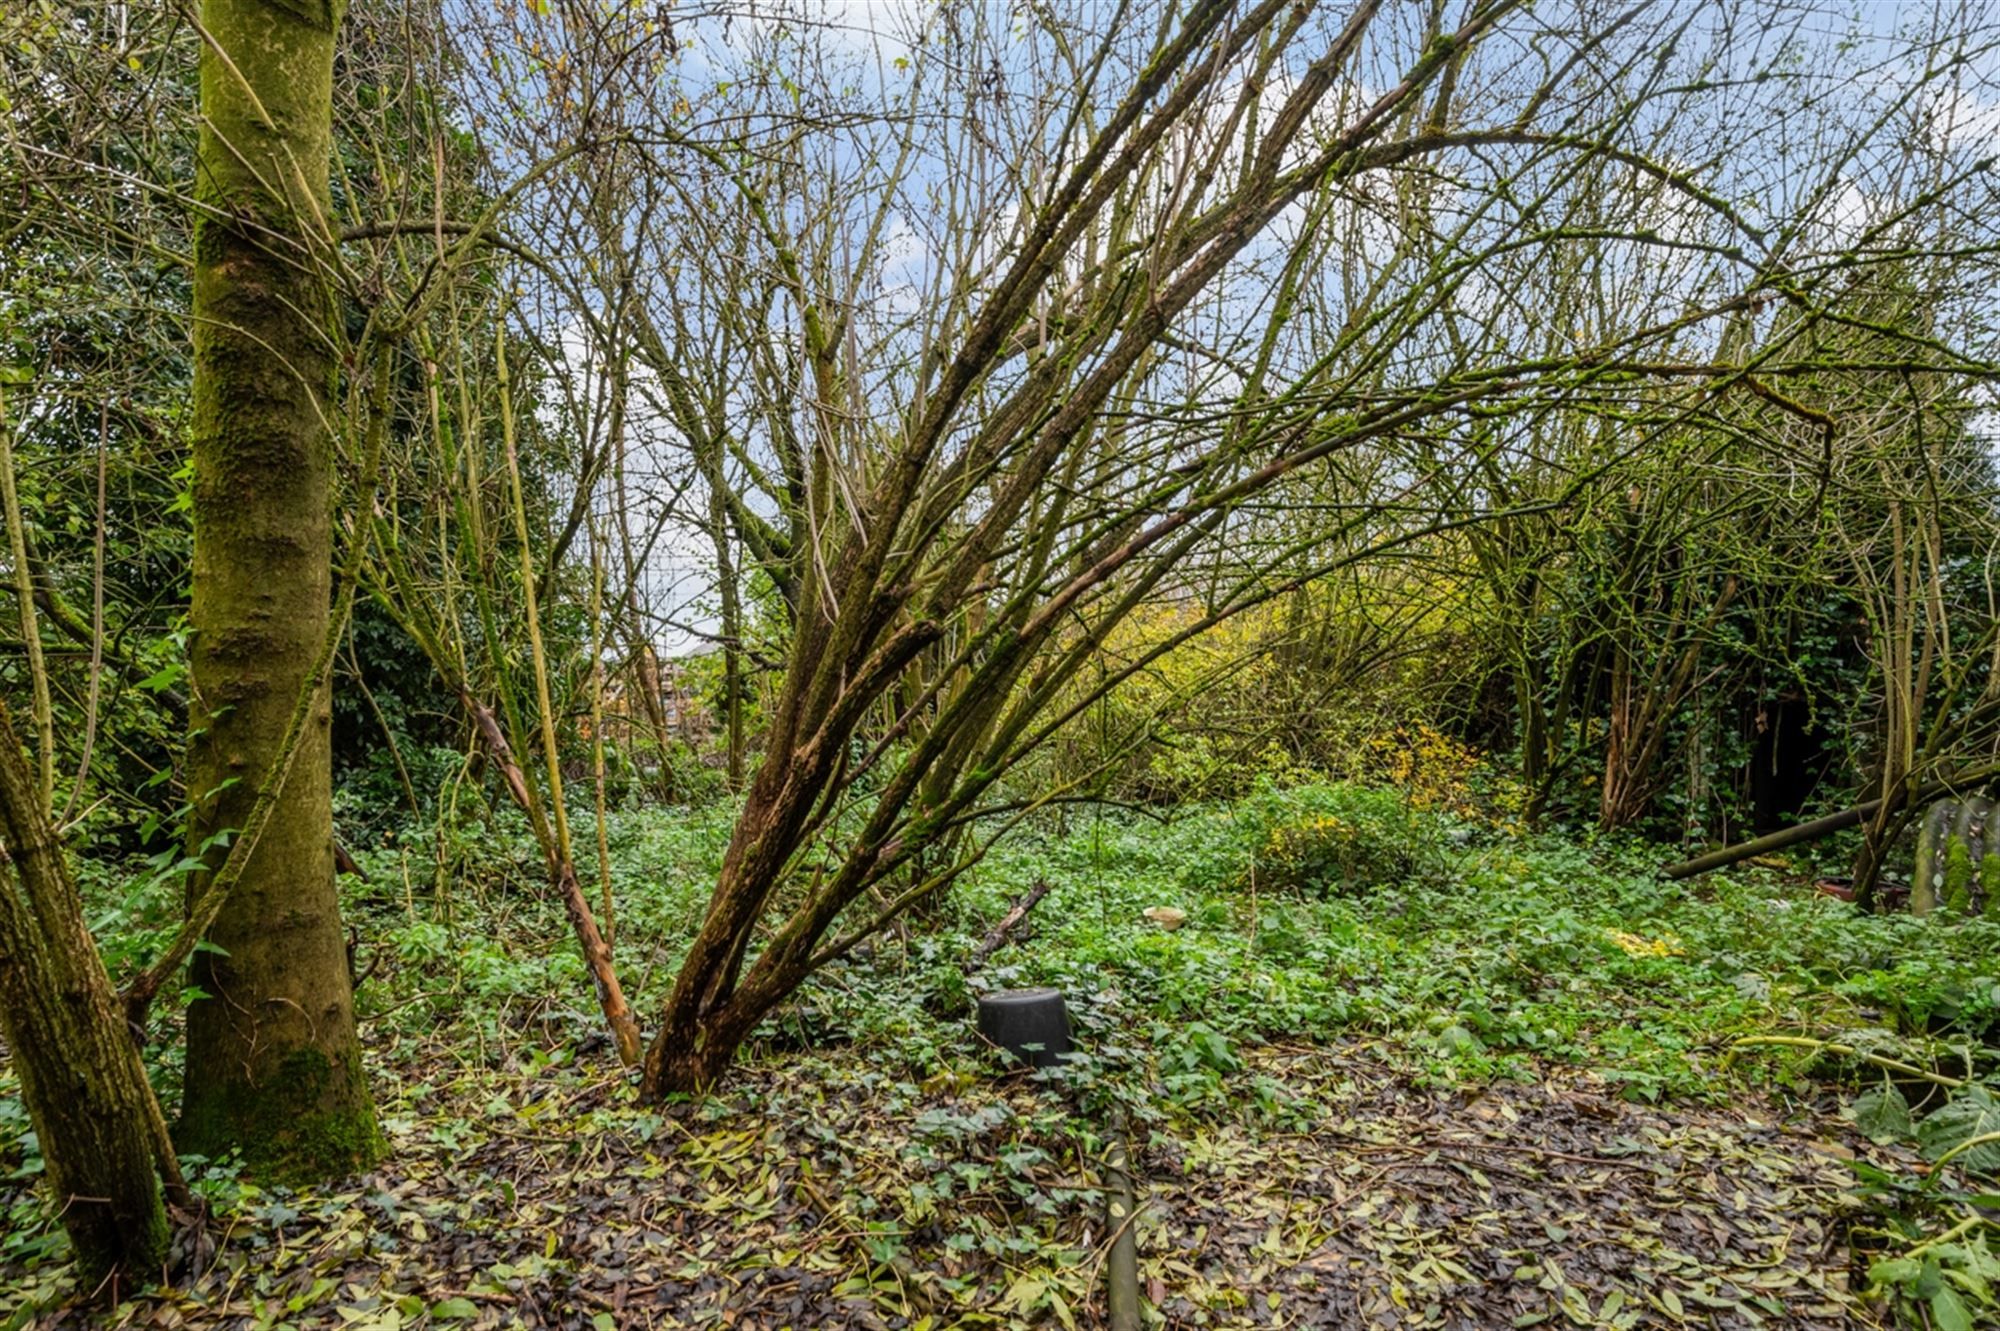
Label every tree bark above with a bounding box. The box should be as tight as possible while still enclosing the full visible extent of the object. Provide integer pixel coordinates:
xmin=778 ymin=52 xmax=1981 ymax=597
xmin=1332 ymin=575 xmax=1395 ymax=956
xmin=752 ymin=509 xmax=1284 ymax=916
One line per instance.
xmin=179 ymin=0 xmax=379 ymax=1179
xmin=642 ymin=1003 xmax=758 ymax=1098
xmin=0 ymin=701 xmax=174 ymax=1291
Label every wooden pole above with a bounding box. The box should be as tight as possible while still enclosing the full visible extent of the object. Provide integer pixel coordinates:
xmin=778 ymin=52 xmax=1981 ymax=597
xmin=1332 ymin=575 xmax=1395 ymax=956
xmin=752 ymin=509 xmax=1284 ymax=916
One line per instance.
xmin=1105 ymin=1114 xmax=1141 ymax=1331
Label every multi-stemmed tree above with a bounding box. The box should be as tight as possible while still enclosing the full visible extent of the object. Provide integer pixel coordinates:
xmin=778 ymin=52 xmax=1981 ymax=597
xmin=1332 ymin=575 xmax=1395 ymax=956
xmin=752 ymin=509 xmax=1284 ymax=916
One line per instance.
xmin=571 ymin=0 xmax=2000 ymax=1093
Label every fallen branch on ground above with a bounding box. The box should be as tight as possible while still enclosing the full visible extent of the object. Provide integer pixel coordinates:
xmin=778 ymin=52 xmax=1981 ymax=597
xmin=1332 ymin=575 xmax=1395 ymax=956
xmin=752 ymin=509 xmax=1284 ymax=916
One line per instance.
xmin=969 ymin=878 xmax=1054 ymax=970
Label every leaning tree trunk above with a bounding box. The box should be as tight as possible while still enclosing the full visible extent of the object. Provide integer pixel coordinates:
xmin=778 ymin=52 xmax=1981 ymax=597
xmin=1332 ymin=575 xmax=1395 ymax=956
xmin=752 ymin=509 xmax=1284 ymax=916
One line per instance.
xmin=640 ymin=774 xmax=801 ymax=1098
xmin=179 ymin=0 xmax=378 ymax=1179
xmin=0 ymin=702 xmax=174 ymax=1291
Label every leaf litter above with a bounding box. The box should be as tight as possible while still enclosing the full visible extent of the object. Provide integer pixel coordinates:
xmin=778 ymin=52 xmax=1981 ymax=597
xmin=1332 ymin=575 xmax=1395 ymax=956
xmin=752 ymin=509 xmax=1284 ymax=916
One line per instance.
xmin=1 ymin=1035 xmax=1877 ymax=1329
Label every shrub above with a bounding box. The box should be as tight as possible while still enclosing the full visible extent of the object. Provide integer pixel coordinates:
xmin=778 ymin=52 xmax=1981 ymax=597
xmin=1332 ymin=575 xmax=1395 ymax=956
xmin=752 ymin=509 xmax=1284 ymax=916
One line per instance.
xmin=1360 ymin=722 xmax=1510 ymax=823
xmin=1237 ymin=782 xmax=1450 ymax=896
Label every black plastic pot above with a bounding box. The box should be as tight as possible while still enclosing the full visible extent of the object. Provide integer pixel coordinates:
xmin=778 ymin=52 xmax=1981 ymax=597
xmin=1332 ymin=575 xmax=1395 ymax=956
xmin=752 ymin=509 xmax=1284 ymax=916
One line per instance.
xmin=976 ymin=987 xmax=1072 ymax=1067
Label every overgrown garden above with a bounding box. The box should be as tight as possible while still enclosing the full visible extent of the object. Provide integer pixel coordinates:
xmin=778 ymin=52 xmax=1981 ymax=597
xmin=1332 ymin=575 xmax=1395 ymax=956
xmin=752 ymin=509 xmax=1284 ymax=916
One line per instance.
xmin=8 ymin=0 xmax=2000 ymax=1326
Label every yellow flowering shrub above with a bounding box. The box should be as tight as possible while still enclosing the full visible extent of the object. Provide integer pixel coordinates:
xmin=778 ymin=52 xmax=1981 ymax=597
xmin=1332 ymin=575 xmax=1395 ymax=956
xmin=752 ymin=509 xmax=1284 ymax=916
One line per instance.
xmin=1361 ymin=723 xmax=1487 ymax=819
xmin=1039 ymin=580 xmax=1485 ymax=803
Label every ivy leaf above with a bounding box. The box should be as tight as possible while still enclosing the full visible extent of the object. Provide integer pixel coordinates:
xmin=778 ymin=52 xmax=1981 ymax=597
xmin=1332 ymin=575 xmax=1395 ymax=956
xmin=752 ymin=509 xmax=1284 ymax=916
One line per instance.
xmin=1919 ymin=1086 xmax=2000 ymax=1171
xmin=1932 ymin=1286 xmax=1973 ymax=1331
xmin=1868 ymin=1257 xmax=1922 ymax=1288
xmin=1848 ymin=1084 xmax=1914 ymax=1145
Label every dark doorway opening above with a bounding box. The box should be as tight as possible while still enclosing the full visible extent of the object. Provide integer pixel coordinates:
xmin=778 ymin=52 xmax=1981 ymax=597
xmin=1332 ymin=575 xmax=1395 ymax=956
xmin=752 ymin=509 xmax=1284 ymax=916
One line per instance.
xmin=1750 ymin=697 xmax=1828 ymax=834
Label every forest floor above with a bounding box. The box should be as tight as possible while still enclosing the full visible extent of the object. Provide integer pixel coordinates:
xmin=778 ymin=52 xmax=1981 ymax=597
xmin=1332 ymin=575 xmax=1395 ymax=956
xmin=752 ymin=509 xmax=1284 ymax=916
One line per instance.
xmin=7 ymin=1042 xmax=1873 ymax=1331
xmin=4 ymin=783 xmax=1994 ymax=1329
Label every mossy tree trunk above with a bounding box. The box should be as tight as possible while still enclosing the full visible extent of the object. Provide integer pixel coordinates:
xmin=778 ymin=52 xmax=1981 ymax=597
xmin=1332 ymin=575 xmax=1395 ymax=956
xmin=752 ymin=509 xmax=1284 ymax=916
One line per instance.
xmin=179 ymin=0 xmax=379 ymax=1180
xmin=0 ymin=702 xmax=175 ymax=1292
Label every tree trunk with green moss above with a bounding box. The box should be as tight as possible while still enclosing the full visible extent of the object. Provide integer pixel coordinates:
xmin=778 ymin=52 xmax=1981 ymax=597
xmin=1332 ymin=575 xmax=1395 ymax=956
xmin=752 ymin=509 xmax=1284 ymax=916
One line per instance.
xmin=179 ymin=0 xmax=379 ymax=1180
xmin=0 ymin=702 xmax=173 ymax=1290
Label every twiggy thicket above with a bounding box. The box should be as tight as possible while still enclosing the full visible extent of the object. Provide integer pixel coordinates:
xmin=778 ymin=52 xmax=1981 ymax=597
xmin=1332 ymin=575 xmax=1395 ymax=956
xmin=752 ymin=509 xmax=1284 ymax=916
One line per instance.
xmin=4 ymin=0 xmax=2000 ymax=1291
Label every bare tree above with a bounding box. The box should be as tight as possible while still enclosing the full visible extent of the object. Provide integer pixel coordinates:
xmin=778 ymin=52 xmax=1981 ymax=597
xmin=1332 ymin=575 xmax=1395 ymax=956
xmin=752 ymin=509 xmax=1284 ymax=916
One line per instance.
xmin=538 ymin=0 xmax=2000 ymax=1092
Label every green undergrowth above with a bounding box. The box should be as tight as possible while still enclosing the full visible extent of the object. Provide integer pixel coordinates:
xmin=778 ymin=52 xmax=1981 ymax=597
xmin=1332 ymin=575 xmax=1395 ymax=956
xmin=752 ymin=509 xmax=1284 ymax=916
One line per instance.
xmin=925 ymin=789 xmax=2000 ymax=1105
xmin=291 ymin=778 xmax=2000 ymax=1133
xmin=59 ymin=775 xmax=2000 ymax=1112
xmin=7 ymin=779 xmax=2000 ymax=1323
